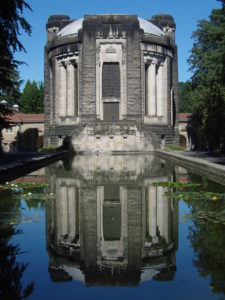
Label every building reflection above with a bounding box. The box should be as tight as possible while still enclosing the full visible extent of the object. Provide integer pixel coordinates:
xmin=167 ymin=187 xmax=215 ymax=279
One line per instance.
xmin=45 ymin=155 xmax=178 ymax=286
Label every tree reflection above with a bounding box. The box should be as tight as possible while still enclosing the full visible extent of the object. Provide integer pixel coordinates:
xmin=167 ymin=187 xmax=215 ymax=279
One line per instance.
xmin=186 ymin=175 xmax=225 ymax=297
xmin=189 ymin=221 xmax=225 ymax=295
xmin=0 ymin=189 xmax=34 ymax=300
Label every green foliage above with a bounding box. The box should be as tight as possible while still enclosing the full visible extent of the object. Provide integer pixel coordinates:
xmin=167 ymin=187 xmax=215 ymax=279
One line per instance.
xmin=19 ymin=80 xmax=44 ymax=113
xmin=0 ymin=103 xmax=13 ymax=129
xmin=166 ymin=144 xmax=186 ymax=151
xmin=189 ymin=220 xmax=225 ymax=294
xmin=0 ymin=70 xmax=22 ymax=105
xmin=178 ymin=81 xmax=194 ymax=113
xmin=0 ymin=0 xmax=31 ymax=152
xmin=166 ymin=190 xmax=225 ymax=201
xmin=0 ymin=182 xmax=54 ymax=212
xmin=154 ymin=178 xmax=225 ymax=225
xmin=0 ymin=0 xmax=31 ymax=95
xmin=152 ymin=181 xmax=200 ymax=188
xmin=187 ymin=2 xmax=225 ymax=150
xmin=183 ymin=174 xmax=225 ymax=294
xmin=38 ymin=146 xmax=58 ymax=152
xmin=0 ymin=182 xmax=48 ymax=190
xmin=154 ymin=175 xmax=225 ymax=295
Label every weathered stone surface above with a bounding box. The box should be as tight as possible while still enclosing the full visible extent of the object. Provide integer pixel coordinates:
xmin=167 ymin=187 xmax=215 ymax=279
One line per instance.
xmin=44 ymin=14 xmax=179 ymax=152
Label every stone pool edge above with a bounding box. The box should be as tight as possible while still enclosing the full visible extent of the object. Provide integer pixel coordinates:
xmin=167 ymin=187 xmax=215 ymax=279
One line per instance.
xmin=156 ymin=150 xmax=225 ymax=185
xmin=0 ymin=151 xmax=69 ymax=184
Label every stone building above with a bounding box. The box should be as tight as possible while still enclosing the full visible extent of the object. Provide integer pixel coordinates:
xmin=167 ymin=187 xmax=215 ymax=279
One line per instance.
xmin=1 ymin=111 xmax=44 ymax=152
xmin=178 ymin=113 xmax=191 ymax=150
xmin=44 ymin=14 xmax=179 ymax=153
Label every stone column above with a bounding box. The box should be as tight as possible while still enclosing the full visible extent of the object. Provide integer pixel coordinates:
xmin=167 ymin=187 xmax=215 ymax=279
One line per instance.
xmin=56 ymin=182 xmax=68 ymax=237
xmin=157 ymin=62 xmax=164 ymax=117
xmin=120 ymin=187 xmax=128 ymax=239
xmin=97 ymin=186 xmax=104 ymax=240
xmin=59 ymin=62 xmax=67 ymax=117
xmin=68 ymin=187 xmax=75 ymax=238
xmin=66 ymin=61 xmax=75 ymax=117
xmin=148 ymin=187 xmax=157 ymax=238
xmin=74 ymin=63 xmax=78 ymax=116
xmin=60 ymin=186 xmax=68 ymax=236
xmin=171 ymin=89 xmax=174 ymax=126
xmin=96 ymin=59 xmax=101 ymax=120
xmin=55 ymin=59 xmax=60 ymax=121
xmin=148 ymin=59 xmax=157 ymax=116
xmin=163 ymin=193 xmax=169 ymax=243
xmin=157 ymin=186 xmax=163 ymax=237
xmin=49 ymin=63 xmax=53 ymax=124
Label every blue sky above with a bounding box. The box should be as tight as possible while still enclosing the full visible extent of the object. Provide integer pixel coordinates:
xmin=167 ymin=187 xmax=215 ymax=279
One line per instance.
xmin=15 ymin=0 xmax=221 ymax=87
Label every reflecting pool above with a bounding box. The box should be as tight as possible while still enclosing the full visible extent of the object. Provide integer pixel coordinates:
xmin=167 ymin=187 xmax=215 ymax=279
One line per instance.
xmin=0 ymin=155 xmax=225 ymax=300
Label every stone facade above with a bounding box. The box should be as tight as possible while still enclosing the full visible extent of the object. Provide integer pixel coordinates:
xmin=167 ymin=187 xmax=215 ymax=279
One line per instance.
xmin=44 ymin=14 xmax=179 ymax=153
xmin=2 ymin=112 xmax=44 ymax=152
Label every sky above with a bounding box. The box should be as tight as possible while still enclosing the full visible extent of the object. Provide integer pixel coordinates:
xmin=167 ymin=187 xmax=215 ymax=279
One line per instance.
xmin=15 ymin=0 xmax=221 ymax=88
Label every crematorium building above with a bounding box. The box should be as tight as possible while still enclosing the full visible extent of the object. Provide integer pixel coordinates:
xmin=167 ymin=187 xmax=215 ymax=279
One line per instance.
xmin=44 ymin=14 xmax=178 ymax=153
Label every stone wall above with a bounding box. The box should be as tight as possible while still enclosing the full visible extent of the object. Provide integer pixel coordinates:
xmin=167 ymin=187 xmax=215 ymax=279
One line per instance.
xmin=44 ymin=14 xmax=179 ymax=152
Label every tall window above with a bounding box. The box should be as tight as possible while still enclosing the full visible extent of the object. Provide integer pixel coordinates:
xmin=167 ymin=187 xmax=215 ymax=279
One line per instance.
xmin=103 ymin=185 xmax=121 ymax=241
xmin=102 ymin=62 xmax=120 ymax=121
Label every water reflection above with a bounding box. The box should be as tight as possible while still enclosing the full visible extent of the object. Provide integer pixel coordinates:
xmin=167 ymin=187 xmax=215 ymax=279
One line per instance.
xmin=45 ymin=155 xmax=178 ymax=286
xmin=0 ymin=189 xmax=34 ymax=299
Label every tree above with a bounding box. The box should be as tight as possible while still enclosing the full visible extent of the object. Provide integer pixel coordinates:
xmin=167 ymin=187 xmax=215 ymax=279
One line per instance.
xmin=188 ymin=1 xmax=225 ymax=150
xmin=0 ymin=0 xmax=31 ymax=94
xmin=0 ymin=70 xmax=23 ymax=105
xmin=178 ymin=81 xmax=194 ymax=113
xmin=0 ymin=0 xmax=31 ymax=152
xmin=19 ymin=80 xmax=44 ymax=113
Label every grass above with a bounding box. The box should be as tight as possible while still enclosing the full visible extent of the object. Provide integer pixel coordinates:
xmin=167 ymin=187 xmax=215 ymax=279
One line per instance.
xmin=166 ymin=145 xmax=186 ymax=151
xmin=38 ymin=146 xmax=58 ymax=153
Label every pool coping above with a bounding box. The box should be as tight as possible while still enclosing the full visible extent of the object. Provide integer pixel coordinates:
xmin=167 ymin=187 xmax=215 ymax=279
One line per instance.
xmin=156 ymin=150 xmax=225 ymax=185
xmin=0 ymin=151 xmax=69 ymax=184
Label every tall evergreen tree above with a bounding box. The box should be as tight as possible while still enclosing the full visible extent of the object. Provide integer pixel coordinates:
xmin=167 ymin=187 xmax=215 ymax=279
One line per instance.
xmin=19 ymin=80 xmax=44 ymax=113
xmin=188 ymin=0 xmax=225 ymax=150
xmin=0 ymin=0 xmax=31 ymax=94
xmin=178 ymin=81 xmax=194 ymax=113
xmin=0 ymin=0 xmax=31 ymax=152
xmin=0 ymin=70 xmax=23 ymax=105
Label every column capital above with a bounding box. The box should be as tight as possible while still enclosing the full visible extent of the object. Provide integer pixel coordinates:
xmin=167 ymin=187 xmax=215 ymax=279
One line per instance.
xmin=59 ymin=61 xmax=66 ymax=68
xmin=151 ymin=58 xmax=158 ymax=65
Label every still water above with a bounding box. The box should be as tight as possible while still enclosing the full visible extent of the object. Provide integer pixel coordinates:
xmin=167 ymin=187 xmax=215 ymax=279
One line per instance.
xmin=0 ymin=155 xmax=225 ymax=300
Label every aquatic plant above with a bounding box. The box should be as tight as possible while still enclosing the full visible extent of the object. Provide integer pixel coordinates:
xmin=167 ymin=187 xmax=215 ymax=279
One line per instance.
xmin=152 ymin=181 xmax=201 ymax=188
xmin=0 ymin=182 xmax=48 ymax=191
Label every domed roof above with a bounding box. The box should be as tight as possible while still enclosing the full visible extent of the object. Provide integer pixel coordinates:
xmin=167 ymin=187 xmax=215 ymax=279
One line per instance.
xmin=58 ymin=18 xmax=83 ymax=37
xmin=138 ymin=17 xmax=164 ymax=36
xmin=58 ymin=16 xmax=164 ymax=38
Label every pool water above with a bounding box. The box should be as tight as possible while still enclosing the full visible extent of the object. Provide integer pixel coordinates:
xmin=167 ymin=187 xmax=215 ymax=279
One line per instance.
xmin=0 ymin=155 xmax=224 ymax=300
